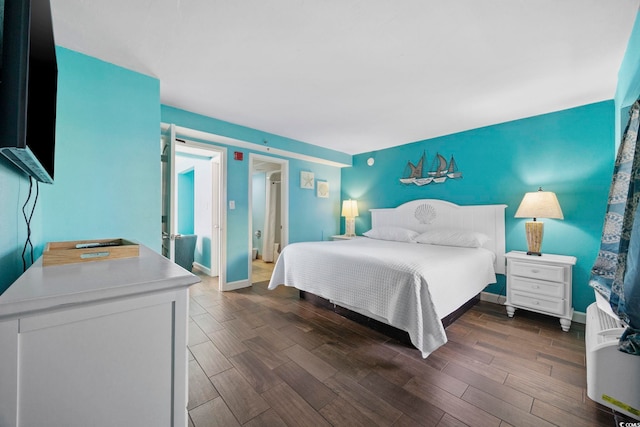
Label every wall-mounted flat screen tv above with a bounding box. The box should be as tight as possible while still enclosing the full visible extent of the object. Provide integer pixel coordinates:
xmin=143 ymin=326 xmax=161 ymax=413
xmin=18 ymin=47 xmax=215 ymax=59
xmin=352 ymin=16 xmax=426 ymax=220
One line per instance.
xmin=0 ymin=0 xmax=57 ymax=184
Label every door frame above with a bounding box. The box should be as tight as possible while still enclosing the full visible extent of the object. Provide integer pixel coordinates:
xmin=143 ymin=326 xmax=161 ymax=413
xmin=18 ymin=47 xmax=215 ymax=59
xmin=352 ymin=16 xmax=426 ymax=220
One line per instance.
xmin=164 ymin=132 xmax=228 ymax=291
xmin=248 ymin=154 xmax=289 ymax=284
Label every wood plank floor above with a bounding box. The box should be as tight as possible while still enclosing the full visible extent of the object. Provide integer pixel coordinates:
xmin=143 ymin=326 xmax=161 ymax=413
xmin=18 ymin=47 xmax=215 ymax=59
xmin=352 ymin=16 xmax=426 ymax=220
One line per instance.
xmin=186 ymin=273 xmax=635 ymax=427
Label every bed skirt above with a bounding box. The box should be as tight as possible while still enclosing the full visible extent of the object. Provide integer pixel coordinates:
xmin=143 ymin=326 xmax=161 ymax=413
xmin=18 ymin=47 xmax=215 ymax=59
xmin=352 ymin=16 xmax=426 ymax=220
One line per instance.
xmin=299 ymin=290 xmax=479 ymax=347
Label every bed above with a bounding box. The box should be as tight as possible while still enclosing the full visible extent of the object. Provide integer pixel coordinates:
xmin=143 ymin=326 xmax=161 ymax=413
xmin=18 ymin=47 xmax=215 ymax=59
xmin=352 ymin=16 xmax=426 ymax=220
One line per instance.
xmin=268 ymin=199 xmax=507 ymax=357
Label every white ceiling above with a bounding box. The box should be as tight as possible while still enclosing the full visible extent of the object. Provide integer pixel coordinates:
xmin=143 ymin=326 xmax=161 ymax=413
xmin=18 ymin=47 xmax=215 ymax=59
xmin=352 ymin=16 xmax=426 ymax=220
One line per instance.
xmin=50 ymin=0 xmax=640 ymax=155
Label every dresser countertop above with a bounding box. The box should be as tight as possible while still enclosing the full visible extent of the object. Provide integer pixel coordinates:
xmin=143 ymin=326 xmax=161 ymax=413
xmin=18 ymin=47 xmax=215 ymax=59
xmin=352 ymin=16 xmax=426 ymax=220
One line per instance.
xmin=0 ymin=245 xmax=200 ymax=320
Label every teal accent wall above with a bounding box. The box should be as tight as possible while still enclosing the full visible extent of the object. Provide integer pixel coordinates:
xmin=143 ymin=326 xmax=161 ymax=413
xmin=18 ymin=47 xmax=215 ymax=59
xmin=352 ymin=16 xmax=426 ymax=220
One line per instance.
xmin=178 ymin=169 xmax=195 ymax=235
xmin=162 ymin=105 xmax=342 ymax=284
xmin=39 ymin=47 xmax=161 ymax=251
xmin=342 ymin=101 xmax=615 ymax=313
xmin=0 ymin=47 xmax=160 ymax=294
xmin=0 ymin=163 xmax=42 ymax=293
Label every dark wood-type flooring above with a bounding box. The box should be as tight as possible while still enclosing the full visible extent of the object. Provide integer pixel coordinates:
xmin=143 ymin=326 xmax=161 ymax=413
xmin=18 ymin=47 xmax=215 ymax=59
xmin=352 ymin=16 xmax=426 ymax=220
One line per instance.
xmin=186 ymin=273 xmax=634 ymax=427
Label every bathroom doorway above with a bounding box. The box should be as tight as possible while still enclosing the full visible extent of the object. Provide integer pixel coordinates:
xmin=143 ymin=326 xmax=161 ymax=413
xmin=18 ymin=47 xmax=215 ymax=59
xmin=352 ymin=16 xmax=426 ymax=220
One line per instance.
xmin=249 ymin=154 xmax=288 ymax=284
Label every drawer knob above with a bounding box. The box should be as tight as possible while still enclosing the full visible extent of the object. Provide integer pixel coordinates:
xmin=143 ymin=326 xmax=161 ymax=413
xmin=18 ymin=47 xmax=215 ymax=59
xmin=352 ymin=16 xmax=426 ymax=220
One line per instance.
xmin=532 ymin=285 xmax=539 ymax=289
xmin=533 ymin=301 xmax=539 ymax=305
xmin=531 ymin=269 xmax=540 ymax=274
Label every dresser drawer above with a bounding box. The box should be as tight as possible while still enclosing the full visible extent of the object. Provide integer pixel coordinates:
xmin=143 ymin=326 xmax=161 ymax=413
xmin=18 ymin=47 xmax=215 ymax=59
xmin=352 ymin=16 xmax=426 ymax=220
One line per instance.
xmin=510 ymin=291 xmax=565 ymax=316
xmin=510 ymin=276 xmax=563 ymax=298
xmin=510 ymin=261 xmax=565 ymax=282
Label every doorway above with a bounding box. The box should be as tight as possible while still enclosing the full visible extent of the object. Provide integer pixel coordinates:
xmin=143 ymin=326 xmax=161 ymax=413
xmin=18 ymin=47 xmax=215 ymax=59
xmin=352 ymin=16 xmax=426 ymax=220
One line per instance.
xmin=175 ymin=147 xmax=221 ymax=277
xmin=162 ymin=125 xmax=226 ymax=290
xmin=249 ymin=154 xmax=288 ymax=284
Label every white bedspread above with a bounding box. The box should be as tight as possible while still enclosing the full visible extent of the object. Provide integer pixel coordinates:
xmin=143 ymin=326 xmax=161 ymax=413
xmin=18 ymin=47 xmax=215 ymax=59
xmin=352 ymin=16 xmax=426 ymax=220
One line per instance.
xmin=268 ymin=238 xmax=497 ymax=358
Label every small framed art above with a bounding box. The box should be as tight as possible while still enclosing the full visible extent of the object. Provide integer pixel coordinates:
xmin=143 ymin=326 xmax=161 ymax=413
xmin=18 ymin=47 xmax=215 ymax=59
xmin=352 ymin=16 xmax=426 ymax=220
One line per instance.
xmin=317 ymin=181 xmax=329 ymax=198
xmin=300 ymin=171 xmax=314 ymax=189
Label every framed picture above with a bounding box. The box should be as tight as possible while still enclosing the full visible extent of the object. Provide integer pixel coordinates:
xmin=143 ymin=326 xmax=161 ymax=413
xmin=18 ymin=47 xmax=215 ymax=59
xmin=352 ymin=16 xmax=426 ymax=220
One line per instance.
xmin=300 ymin=171 xmax=314 ymax=189
xmin=317 ymin=181 xmax=329 ymax=198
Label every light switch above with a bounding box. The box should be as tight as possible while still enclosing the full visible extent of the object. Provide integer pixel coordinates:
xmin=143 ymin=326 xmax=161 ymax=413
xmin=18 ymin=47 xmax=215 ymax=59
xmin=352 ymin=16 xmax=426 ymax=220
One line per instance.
xmin=229 ymin=200 xmax=235 ymax=209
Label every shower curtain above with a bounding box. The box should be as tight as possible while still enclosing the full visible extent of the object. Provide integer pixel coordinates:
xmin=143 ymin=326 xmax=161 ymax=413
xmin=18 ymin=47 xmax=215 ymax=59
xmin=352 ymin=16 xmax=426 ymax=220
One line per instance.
xmin=589 ymin=100 xmax=640 ymax=355
xmin=262 ymin=172 xmax=280 ymax=262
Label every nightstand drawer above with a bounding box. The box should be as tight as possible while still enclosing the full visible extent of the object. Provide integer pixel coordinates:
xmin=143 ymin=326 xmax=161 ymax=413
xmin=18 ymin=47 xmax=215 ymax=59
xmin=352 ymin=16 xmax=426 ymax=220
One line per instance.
xmin=510 ymin=261 xmax=565 ymax=282
xmin=510 ymin=291 xmax=565 ymax=316
xmin=510 ymin=276 xmax=563 ymax=298
xmin=510 ymin=277 xmax=564 ymax=299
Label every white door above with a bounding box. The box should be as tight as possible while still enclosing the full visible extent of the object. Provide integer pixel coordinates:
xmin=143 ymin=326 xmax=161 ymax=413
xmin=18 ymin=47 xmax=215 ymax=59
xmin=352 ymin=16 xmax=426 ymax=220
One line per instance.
xmin=161 ymin=124 xmax=177 ymax=261
xmin=210 ymin=158 xmax=221 ymax=277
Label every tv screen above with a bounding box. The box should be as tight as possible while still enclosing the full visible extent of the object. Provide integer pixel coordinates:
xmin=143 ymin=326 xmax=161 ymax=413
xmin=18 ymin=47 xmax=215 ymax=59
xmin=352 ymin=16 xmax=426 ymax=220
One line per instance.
xmin=0 ymin=0 xmax=5 ymax=73
xmin=0 ymin=0 xmax=57 ymax=184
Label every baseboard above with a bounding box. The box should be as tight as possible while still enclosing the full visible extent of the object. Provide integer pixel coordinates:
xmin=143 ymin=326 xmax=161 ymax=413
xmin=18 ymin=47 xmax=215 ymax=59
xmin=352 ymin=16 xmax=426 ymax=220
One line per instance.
xmin=481 ymin=291 xmax=506 ymax=305
xmin=222 ymin=279 xmax=250 ymax=291
xmin=192 ymin=262 xmax=211 ymax=276
xmin=481 ymin=292 xmax=586 ymax=324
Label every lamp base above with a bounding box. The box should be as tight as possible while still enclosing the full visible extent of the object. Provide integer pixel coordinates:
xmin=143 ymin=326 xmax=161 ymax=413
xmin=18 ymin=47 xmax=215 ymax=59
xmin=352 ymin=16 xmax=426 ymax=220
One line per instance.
xmin=524 ymin=221 xmax=544 ymax=256
xmin=345 ymin=217 xmax=356 ymax=237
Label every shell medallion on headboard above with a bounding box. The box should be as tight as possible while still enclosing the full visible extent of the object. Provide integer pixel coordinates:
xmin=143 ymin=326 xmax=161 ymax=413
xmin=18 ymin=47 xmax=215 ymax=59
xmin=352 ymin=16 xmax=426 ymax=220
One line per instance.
xmin=415 ymin=203 xmax=437 ymax=224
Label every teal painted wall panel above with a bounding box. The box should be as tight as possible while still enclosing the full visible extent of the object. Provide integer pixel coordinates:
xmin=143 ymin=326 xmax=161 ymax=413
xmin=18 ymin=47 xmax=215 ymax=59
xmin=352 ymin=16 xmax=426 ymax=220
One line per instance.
xmin=40 ymin=47 xmax=161 ymax=251
xmin=162 ymin=106 xmax=342 ymax=283
xmin=342 ymin=101 xmax=615 ymax=312
xmin=178 ymin=170 xmax=195 ymax=234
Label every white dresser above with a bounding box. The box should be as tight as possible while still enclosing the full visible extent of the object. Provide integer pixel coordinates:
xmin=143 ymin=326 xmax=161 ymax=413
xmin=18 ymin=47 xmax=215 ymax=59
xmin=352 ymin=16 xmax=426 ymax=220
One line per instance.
xmin=0 ymin=245 xmax=200 ymax=427
xmin=505 ymin=251 xmax=576 ymax=331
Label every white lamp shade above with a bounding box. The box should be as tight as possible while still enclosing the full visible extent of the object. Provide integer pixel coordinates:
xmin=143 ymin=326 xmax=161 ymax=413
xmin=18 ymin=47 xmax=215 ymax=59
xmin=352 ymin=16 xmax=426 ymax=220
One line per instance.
xmin=341 ymin=199 xmax=359 ymax=218
xmin=515 ymin=190 xmax=563 ymax=220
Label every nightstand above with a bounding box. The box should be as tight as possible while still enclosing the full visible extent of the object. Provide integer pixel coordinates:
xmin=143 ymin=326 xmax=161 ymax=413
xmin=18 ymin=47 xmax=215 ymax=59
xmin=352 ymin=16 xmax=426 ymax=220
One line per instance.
xmin=505 ymin=251 xmax=577 ymax=331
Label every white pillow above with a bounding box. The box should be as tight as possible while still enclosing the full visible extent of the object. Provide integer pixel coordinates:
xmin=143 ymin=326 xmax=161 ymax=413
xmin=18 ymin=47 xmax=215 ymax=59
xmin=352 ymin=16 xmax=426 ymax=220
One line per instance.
xmin=363 ymin=227 xmax=418 ymax=242
xmin=415 ymin=228 xmax=489 ymax=248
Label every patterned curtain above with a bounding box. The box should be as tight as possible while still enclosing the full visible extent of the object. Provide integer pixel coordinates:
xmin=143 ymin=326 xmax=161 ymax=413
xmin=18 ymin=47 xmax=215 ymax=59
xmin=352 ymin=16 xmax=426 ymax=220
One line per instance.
xmin=590 ymin=100 xmax=640 ymax=355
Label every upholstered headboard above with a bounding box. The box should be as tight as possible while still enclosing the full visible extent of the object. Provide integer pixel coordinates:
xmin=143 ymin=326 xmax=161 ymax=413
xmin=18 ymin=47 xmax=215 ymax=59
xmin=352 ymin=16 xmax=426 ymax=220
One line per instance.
xmin=370 ymin=199 xmax=507 ymax=274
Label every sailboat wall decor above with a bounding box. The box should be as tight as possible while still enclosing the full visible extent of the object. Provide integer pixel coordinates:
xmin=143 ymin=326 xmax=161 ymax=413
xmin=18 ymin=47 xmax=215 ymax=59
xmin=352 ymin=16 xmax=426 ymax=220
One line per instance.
xmin=399 ymin=152 xmax=463 ymax=186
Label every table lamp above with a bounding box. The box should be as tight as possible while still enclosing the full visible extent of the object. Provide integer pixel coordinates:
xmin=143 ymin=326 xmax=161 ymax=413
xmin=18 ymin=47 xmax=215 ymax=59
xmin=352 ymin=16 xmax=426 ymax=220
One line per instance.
xmin=341 ymin=199 xmax=359 ymax=237
xmin=514 ymin=187 xmax=563 ymax=256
